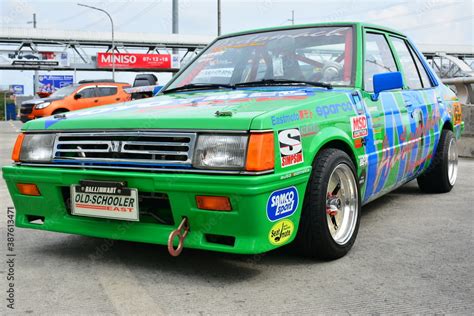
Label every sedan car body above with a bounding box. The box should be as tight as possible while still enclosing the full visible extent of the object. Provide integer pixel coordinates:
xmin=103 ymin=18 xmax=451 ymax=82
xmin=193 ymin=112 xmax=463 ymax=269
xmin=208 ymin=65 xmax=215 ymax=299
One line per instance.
xmin=3 ymin=23 xmax=463 ymax=259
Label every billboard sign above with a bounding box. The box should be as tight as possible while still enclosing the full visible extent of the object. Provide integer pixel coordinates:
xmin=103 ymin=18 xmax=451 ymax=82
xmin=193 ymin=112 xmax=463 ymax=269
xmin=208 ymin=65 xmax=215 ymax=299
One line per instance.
xmin=97 ymin=52 xmax=180 ymax=69
xmin=0 ymin=50 xmax=69 ymax=67
xmin=9 ymin=85 xmax=24 ymax=95
xmin=35 ymin=75 xmax=74 ymax=93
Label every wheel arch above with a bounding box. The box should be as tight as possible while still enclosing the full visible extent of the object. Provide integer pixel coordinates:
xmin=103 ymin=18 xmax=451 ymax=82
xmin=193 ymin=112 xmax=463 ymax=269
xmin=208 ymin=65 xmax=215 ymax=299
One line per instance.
xmin=442 ymin=119 xmax=453 ymax=131
xmin=307 ymin=127 xmax=358 ymax=169
xmin=52 ymin=108 xmax=69 ymax=114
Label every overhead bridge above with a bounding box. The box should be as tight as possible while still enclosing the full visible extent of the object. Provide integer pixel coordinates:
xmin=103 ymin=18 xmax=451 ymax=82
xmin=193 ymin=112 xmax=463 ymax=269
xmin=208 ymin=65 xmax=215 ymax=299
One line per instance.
xmin=0 ymin=28 xmax=473 ymax=77
xmin=0 ymin=27 xmax=214 ymax=72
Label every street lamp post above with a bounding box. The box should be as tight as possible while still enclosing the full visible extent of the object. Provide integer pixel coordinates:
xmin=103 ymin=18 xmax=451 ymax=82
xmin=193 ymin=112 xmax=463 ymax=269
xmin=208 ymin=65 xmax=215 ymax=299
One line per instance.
xmin=77 ymin=3 xmax=115 ymax=80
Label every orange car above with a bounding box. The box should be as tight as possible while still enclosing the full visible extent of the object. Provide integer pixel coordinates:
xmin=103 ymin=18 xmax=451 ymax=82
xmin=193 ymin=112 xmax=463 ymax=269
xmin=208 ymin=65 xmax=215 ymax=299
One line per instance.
xmin=20 ymin=80 xmax=131 ymax=122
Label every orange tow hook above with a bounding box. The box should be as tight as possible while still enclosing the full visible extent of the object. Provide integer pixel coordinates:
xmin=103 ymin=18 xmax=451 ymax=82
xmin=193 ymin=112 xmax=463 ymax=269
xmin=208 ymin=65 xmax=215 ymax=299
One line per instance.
xmin=167 ymin=217 xmax=190 ymax=257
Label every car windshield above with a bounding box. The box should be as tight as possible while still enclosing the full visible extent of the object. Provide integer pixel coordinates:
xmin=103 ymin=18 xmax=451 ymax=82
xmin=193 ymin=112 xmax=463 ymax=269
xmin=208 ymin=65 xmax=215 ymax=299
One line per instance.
xmin=50 ymin=85 xmax=78 ymax=98
xmin=167 ymin=26 xmax=354 ymax=90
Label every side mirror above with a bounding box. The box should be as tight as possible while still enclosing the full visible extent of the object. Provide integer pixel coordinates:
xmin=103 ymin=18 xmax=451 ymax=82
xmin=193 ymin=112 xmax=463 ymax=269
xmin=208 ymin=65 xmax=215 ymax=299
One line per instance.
xmin=74 ymin=93 xmax=82 ymax=100
xmin=371 ymin=71 xmax=404 ymax=101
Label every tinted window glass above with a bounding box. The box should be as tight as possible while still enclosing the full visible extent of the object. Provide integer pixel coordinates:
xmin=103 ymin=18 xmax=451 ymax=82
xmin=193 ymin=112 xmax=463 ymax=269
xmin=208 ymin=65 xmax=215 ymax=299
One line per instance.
xmin=97 ymin=86 xmax=118 ymax=97
xmin=409 ymin=44 xmax=432 ymax=88
xmin=390 ymin=37 xmax=422 ymax=89
xmin=364 ymin=33 xmax=397 ymax=92
xmin=79 ymin=87 xmax=96 ymax=98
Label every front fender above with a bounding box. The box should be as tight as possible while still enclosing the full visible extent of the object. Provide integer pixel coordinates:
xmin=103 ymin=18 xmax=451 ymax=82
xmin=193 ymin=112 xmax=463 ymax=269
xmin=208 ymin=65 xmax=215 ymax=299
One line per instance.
xmin=307 ymin=126 xmax=357 ymax=165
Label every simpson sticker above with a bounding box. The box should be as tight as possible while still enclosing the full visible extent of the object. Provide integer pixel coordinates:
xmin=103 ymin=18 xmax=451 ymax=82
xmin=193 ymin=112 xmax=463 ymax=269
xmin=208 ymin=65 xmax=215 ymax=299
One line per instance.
xmin=351 ymin=115 xmax=368 ymax=138
xmin=278 ymin=128 xmax=304 ymax=167
xmin=267 ymin=186 xmax=299 ymax=221
xmin=268 ymin=219 xmax=294 ymax=246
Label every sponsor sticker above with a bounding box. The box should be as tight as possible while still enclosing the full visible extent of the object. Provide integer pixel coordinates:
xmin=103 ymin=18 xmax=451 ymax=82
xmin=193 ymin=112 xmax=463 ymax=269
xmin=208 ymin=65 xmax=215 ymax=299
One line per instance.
xmin=453 ymin=102 xmax=462 ymax=125
xmin=278 ymin=128 xmax=304 ymax=168
xmin=351 ymin=115 xmax=368 ymax=138
xmin=315 ymin=102 xmax=354 ymax=118
xmin=268 ymin=219 xmax=294 ymax=246
xmin=300 ymin=123 xmax=319 ymax=137
xmin=266 ymin=186 xmax=299 ymax=221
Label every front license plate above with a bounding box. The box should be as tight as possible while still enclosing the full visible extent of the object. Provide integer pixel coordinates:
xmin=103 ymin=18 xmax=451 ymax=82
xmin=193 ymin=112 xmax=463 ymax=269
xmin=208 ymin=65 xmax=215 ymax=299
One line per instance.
xmin=70 ymin=180 xmax=139 ymax=221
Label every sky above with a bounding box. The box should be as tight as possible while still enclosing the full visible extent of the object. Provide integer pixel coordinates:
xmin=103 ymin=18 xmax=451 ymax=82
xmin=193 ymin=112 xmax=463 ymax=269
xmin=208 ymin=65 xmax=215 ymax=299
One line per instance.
xmin=0 ymin=0 xmax=473 ymax=95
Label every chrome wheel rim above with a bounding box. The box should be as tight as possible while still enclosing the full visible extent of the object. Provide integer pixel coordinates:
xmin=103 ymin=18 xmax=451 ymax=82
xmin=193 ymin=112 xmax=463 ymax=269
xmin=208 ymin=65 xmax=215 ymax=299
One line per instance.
xmin=447 ymin=138 xmax=458 ymax=186
xmin=326 ymin=163 xmax=358 ymax=245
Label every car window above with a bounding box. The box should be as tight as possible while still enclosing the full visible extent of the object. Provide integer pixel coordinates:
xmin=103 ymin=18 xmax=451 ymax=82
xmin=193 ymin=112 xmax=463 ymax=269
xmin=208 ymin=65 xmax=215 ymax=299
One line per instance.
xmin=390 ymin=37 xmax=423 ymax=89
xmin=364 ymin=32 xmax=397 ymax=92
xmin=97 ymin=86 xmax=118 ymax=97
xmin=168 ymin=26 xmax=355 ymax=88
xmin=408 ymin=44 xmax=432 ymax=88
xmin=79 ymin=87 xmax=96 ymax=98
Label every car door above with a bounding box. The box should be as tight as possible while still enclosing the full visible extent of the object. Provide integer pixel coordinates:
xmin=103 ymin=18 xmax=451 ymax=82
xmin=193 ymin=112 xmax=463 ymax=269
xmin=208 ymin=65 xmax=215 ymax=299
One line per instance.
xmin=74 ymin=86 xmax=99 ymax=110
xmin=388 ymin=36 xmax=439 ymax=180
xmin=96 ymin=85 xmax=120 ymax=106
xmin=360 ymin=31 xmax=410 ymax=203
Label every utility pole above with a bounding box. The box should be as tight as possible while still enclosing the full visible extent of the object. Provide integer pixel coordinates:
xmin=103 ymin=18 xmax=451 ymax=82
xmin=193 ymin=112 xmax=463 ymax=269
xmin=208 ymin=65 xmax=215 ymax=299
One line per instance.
xmin=288 ymin=10 xmax=295 ymax=25
xmin=217 ymin=0 xmax=221 ymax=36
xmin=28 ymin=13 xmax=38 ymax=94
xmin=172 ymin=0 xmax=179 ymax=54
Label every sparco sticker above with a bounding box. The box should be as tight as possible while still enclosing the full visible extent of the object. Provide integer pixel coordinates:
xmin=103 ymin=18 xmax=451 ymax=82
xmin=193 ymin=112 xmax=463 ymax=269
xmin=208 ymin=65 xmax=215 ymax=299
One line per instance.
xmin=351 ymin=115 xmax=368 ymax=138
xmin=278 ymin=128 xmax=304 ymax=167
xmin=266 ymin=186 xmax=299 ymax=221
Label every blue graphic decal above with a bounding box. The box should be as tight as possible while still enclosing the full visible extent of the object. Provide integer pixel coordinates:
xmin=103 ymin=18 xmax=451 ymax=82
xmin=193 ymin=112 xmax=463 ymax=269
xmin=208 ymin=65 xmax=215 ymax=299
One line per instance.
xmin=266 ymin=186 xmax=299 ymax=222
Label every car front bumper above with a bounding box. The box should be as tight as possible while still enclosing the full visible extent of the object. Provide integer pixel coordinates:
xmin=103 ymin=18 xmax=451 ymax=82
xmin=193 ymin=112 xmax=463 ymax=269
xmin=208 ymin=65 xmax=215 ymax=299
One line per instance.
xmin=2 ymin=165 xmax=310 ymax=254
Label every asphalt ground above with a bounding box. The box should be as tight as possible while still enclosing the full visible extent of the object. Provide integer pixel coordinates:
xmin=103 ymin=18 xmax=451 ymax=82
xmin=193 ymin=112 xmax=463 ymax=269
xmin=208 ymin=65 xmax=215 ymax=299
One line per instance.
xmin=0 ymin=120 xmax=473 ymax=315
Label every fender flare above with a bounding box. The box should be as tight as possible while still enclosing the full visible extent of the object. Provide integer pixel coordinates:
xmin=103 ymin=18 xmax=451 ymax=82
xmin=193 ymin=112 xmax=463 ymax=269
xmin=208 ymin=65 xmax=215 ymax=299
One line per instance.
xmin=307 ymin=127 xmax=357 ymax=167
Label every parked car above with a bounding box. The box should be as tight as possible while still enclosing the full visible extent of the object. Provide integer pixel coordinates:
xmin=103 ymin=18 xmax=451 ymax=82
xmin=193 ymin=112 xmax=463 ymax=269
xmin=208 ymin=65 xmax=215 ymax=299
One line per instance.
xmin=20 ymin=80 xmax=131 ymax=122
xmin=4 ymin=23 xmax=464 ymax=260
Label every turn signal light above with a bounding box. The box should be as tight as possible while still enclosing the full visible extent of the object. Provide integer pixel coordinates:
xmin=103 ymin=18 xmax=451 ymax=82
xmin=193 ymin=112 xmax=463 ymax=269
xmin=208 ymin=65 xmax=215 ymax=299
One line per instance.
xmin=16 ymin=183 xmax=41 ymax=196
xmin=196 ymin=196 xmax=232 ymax=211
xmin=245 ymin=132 xmax=274 ymax=171
xmin=12 ymin=133 xmax=25 ymax=162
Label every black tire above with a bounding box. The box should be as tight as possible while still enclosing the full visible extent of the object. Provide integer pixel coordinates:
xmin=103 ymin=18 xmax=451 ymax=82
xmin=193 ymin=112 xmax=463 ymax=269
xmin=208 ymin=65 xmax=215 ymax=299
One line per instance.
xmin=52 ymin=109 xmax=69 ymax=115
xmin=294 ymin=148 xmax=361 ymax=260
xmin=417 ymin=129 xmax=457 ymax=193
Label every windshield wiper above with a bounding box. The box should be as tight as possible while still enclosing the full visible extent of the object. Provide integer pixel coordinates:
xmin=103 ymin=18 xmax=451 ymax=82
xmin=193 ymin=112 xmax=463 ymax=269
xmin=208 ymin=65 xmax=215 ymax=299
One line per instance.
xmin=234 ymin=79 xmax=332 ymax=89
xmin=162 ymin=83 xmax=235 ymax=94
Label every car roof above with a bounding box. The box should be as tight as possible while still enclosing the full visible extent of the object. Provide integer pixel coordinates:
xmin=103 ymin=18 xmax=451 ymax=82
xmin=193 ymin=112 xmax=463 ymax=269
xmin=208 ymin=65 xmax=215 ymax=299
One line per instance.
xmin=218 ymin=22 xmax=406 ymax=39
xmin=78 ymin=82 xmax=129 ymax=87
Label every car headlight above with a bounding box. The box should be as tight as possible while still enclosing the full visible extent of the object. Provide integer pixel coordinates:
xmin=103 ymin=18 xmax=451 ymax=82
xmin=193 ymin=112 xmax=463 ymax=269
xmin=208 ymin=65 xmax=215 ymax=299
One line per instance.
xmin=35 ymin=102 xmax=51 ymax=110
xmin=193 ymin=134 xmax=248 ymax=170
xmin=19 ymin=134 xmax=55 ymax=162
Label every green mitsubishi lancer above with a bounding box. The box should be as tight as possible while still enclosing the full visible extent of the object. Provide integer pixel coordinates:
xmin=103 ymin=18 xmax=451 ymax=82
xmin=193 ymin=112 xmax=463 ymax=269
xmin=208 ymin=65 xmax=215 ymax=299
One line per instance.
xmin=3 ymin=23 xmax=463 ymax=260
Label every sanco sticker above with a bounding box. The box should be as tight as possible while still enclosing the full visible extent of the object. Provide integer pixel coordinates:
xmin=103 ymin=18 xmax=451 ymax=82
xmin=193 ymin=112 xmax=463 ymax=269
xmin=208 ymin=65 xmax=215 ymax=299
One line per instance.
xmin=278 ymin=128 xmax=304 ymax=168
xmin=268 ymin=219 xmax=294 ymax=246
xmin=266 ymin=186 xmax=299 ymax=221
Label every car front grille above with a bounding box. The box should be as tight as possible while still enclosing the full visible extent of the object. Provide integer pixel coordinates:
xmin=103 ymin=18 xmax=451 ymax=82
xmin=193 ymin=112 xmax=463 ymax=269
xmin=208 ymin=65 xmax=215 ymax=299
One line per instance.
xmin=20 ymin=104 xmax=34 ymax=115
xmin=52 ymin=131 xmax=197 ymax=168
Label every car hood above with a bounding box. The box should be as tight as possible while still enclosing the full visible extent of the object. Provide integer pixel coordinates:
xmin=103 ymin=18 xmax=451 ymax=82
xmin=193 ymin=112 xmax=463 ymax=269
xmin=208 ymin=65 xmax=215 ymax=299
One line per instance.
xmin=23 ymin=87 xmax=346 ymax=131
xmin=22 ymin=96 xmax=64 ymax=105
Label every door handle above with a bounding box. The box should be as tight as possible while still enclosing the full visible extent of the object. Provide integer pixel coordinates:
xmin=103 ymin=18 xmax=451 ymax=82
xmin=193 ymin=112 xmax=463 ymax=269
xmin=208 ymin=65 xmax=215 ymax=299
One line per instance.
xmin=94 ymin=99 xmax=98 ymax=103
xmin=115 ymin=98 xmax=120 ymax=101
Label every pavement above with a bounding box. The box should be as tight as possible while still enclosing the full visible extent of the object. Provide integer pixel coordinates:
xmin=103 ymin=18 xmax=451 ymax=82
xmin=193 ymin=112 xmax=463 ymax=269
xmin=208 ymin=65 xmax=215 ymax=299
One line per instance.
xmin=0 ymin=120 xmax=473 ymax=315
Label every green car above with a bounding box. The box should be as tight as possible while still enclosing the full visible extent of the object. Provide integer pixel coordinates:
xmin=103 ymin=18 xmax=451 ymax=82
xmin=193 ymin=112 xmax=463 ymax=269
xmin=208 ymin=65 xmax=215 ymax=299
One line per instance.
xmin=3 ymin=22 xmax=463 ymax=260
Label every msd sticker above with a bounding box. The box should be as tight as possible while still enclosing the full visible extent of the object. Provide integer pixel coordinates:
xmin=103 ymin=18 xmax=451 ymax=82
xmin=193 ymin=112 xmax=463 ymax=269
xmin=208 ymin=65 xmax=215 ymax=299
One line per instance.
xmin=278 ymin=128 xmax=304 ymax=167
xmin=266 ymin=186 xmax=299 ymax=221
xmin=351 ymin=115 xmax=368 ymax=138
